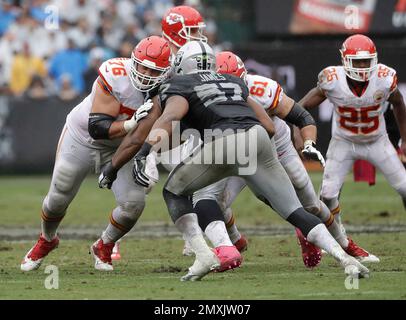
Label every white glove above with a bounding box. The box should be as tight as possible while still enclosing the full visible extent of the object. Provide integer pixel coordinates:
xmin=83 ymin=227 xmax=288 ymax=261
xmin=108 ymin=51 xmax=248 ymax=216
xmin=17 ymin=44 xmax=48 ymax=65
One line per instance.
xmin=123 ymin=99 xmax=153 ymax=132
xmin=144 ymin=152 xmax=159 ymax=194
xmin=302 ymin=140 xmax=325 ymax=167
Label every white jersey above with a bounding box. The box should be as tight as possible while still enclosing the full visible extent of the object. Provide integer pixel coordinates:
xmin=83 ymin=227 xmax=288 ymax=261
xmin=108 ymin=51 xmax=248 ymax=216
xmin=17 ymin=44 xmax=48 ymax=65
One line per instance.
xmin=66 ymin=57 xmax=145 ymax=148
xmin=246 ymin=74 xmax=291 ymax=152
xmin=318 ymin=64 xmax=398 ymax=143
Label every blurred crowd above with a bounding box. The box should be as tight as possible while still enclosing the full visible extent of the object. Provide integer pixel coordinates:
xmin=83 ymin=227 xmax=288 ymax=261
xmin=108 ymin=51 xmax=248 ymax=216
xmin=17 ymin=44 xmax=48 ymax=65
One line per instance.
xmin=0 ymin=0 xmax=220 ymax=101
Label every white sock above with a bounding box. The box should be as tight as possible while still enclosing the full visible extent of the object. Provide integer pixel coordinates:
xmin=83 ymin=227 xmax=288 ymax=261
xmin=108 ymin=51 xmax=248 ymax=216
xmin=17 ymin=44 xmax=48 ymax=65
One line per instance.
xmin=205 ymin=220 xmax=233 ymax=247
xmin=306 ymin=224 xmax=349 ymax=263
xmin=175 ymin=213 xmax=213 ymax=258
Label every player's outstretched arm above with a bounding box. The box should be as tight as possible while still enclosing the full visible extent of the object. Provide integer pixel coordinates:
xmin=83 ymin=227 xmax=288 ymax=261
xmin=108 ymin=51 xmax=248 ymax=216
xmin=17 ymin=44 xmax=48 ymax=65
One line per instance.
xmin=247 ymin=96 xmax=275 ymax=138
xmin=389 ymin=88 xmax=406 ymax=155
xmin=299 ymin=87 xmax=327 ymax=109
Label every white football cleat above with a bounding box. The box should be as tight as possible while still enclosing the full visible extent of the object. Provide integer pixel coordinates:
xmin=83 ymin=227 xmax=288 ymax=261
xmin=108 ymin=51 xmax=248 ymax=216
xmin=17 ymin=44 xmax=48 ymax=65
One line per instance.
xmin=21 ymin=234 xmax=59 ymax=272
xmin=182 ymin=240 xmax=194 ymax=256
xmin=181 ymin=251 xmax=220 ymax=281
xmin=340 ymin=255 xmax=370 ymax=279
xmin=90 ymin=239 xmax=114 ymax=271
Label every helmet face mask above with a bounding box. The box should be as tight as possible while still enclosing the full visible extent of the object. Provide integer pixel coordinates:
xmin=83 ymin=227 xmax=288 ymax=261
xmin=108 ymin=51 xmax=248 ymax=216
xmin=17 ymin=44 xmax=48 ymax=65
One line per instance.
xmin=340 ymin=34 xmax=378 ymax=82
xmin=174 ymin=41 xmax=216 ymax=75
xmin=129 ymin=36 xmax=171 ymax=92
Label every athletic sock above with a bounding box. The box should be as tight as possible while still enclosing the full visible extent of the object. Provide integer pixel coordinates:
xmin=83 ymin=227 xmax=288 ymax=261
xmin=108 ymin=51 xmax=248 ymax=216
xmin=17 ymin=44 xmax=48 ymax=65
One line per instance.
xmin=205 ymin=220 xmax=233 ymax=247
xmin=307 ymin=224 xmax=349 ymax=262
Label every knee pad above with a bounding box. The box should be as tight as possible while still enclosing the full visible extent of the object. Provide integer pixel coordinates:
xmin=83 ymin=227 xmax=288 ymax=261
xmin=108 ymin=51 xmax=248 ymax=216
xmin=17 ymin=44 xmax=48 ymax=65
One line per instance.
xmin=53 ymin=159 xmax=77 ymax=193
xmin=42 ymin=195 xmax=67 ymax=218
xmin=115 ymin=200 xmax=145 ymax=225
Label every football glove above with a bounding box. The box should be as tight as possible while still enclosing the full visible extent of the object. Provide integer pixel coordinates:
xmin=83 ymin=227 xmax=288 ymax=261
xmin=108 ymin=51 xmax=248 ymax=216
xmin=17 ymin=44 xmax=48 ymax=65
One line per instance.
xmin=302 ymin=140 xmax=325 ymax=167
xmin=98 ymin=161 xmax=118 ymax=189
xmin=132 ymin=143 xmax=153 ymax=188
xmin=123 ymin=99 xmax=153 ymax=132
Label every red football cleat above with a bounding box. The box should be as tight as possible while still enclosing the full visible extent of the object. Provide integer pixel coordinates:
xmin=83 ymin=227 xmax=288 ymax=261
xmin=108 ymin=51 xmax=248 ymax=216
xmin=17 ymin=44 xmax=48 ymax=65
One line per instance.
xmin=344 ymin=238 xmax=380 ymax=263
xmin=90 ymin=239 xmax=115 ymax=271
xmin=295 ymin=228 xmax=322 ymax=268
xmin=233 ymin=235 xmax=248 ymax=253
xmin=213 ymin=245 xmax=242 ymax=272
xmin=21 ymin=234 xmax=59 ymax=271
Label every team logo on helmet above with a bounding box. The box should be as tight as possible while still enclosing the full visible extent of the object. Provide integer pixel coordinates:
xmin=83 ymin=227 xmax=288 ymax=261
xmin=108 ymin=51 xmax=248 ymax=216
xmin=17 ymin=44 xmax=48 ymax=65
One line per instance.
xmin=166 ymin=13 xmax=184 ymax=25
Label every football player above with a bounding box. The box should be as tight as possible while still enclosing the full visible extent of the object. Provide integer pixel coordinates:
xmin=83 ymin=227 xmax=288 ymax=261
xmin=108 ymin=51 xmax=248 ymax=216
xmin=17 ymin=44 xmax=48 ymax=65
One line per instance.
xmin=190 ymin=51 xmax=378 ymax=268
xmin=300 ymin=34 xmax=406 ymax=242
xmin=20 ymin=36 xmax=171 ymax=272
xmin=109 ymin=5 xmax=245 ymax=267
xmin=131 ymin=41 xmax=370 ymax=281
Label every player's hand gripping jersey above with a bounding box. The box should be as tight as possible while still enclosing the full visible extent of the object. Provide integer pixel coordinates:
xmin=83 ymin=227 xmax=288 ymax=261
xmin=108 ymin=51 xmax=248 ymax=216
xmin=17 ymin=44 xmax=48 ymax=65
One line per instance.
xmin=66 ymin=58 xmax=146 ymax=148
xmin=245 ymin=74 xmax=291 ymax=152
xmin=317 ymin=64 xmax=398 ymax=143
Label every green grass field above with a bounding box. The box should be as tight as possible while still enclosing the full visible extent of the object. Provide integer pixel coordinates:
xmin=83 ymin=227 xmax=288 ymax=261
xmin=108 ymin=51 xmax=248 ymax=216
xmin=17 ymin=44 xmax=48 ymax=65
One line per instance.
xmin=1 ymin=173 xmax=406 ymax=299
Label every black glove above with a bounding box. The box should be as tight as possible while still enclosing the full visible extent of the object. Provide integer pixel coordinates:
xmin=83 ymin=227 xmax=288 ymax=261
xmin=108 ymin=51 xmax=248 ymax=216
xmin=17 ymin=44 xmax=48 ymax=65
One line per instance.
xmin=98 ymin=161 xmax=118 ymax=189
xmin=132 ymin=143 xmax=152 ymax=187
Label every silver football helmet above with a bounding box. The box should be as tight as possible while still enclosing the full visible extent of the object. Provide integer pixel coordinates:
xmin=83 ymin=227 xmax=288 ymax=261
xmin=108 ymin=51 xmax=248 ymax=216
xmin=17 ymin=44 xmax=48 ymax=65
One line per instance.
xmin=173 ymin=41 xmax=216 ymax=75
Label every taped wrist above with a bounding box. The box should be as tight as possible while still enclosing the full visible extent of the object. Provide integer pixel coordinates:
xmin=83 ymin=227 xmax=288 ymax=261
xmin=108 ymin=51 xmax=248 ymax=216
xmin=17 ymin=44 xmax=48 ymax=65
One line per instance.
xmin=88 ymin=113 xmax=115 ymax=139
xmin=284 ymin=102 xmax=316 ymax=129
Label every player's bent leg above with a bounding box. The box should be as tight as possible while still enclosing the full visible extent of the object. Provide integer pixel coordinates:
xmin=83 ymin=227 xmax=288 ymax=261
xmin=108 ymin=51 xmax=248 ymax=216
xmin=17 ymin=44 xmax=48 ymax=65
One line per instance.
xmin=220 ymin=177 xmax=248 ymax=251
xmin=279 ymin=147 xmax=322 ymax=267
xmin=93 ymin=161 xmax=146 ymax=271
xmin=287 ymin=209 xmax=369 ymax=278
xmin=21 ymin=131 xmax=91 ymax=272
xmin=321 ymin=137 xmax=354 ymax=230
xmin=244 ymin=128 xmax=369 ymax=277
xmin=195 ymin=199 xmax=242 ymax=272
xmin=163 ymin=142 xmax=241 ymax=280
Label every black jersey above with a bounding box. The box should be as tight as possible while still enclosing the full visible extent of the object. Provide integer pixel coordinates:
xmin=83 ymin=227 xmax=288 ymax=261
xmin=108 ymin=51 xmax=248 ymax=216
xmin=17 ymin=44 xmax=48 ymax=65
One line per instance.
xmin=158 ymin=71 xmax=260 ymax=137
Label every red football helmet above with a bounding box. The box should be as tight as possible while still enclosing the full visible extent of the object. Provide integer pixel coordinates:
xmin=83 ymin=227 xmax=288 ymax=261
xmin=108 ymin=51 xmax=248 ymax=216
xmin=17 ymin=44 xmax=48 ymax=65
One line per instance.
xmin=161 ymin=5 xmax=207 ymax=48
xmin=130 ymin=36 xmax=171 ymax=92
xmin=340 ymin=34 xmax=378 ymax=82
xmin=216 ymin=51 xmax=247 ymax=80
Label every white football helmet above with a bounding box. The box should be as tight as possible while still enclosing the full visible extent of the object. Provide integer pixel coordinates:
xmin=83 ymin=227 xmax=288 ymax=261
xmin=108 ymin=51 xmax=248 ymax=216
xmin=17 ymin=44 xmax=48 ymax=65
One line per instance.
xmin=173 ymin=41 xmax=216 ymax=75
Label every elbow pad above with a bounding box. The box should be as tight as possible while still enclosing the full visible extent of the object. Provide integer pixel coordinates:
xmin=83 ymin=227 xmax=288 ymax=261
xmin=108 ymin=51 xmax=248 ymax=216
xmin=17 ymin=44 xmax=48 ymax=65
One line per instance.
xmin=88 ymin=113 xmax=115 ymax=140
xmin=284 ymin=102 xmax=316 ymax=129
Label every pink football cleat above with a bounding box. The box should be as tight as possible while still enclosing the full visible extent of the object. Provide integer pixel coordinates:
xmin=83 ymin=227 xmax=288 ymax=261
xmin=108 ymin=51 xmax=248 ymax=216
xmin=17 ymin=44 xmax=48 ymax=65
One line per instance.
xmin=295 ymin=228 xmax=322 ymax=268
xmin=111 ymin=241 xmax=121 ymax=261
xmin=213 ymin=245 xmax=243 ymax=272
